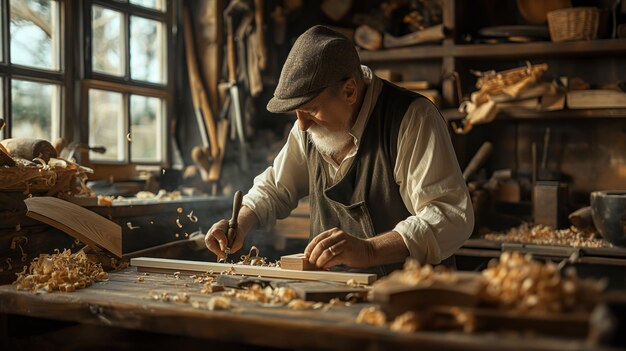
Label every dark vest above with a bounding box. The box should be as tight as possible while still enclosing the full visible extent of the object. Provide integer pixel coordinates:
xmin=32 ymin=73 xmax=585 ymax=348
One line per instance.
xmin=306 ymin=81 xmax=425 ymax=276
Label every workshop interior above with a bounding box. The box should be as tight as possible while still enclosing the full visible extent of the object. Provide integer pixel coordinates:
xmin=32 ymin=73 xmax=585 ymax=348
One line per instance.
xmin=1 ymin=0 xmax=626 ymax=349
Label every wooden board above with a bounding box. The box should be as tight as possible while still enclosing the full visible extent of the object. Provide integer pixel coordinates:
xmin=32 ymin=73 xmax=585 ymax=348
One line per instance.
xmin=130 ymin=257 xmax=377 ymax=285
xmin=24 ymin=197 xmax=122 ymax=258
xmin=280 ymin=253 xmax=318 ymax=271
xmin=370 ymin=271 xmax=484 ymax=318
xmin=279 ymin=281 xmax=368 ymax=303
xmin=215 ymin=275 xmax=368 ymax=302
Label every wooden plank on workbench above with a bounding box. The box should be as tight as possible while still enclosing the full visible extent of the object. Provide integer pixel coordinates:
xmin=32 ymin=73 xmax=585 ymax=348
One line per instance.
xmin=130 ymin=257 xmax=377 ymax=285
xmin=24 ymin=197 xmax=122 ymax=258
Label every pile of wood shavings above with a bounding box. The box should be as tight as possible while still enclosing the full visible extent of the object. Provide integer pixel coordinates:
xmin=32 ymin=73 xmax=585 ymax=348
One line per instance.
xmin=376 ymin=258 xmax=459 ymax=287
xmin=482 ymin=252 xmax=606 ymax=313
xmin=483 ymin=223 xmax=608 ymax=248
xmin=14 ymin=249 xmax=108 ymax=293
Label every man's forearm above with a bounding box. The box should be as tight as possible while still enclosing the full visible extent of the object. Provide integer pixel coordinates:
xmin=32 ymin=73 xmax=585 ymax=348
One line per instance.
xmin=367 ymin=231 xmax=410 ymax=267
xmin=237 ymin=205 xmax=260 ymax=239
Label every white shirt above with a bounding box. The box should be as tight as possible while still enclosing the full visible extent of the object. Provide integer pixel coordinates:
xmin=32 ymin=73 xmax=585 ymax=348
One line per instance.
xmin=243 ymin=66 xmax=474 ymax=264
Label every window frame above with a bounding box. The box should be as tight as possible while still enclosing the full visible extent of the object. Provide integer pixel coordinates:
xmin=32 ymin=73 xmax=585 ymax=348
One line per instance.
xmin=0 ymin=0 xmax=71 ymax=141
xmin=80 ymin=0 xmax=174 ymax=168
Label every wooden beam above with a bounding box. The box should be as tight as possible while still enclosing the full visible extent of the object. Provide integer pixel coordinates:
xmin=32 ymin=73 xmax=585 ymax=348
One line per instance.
xmin=130 ymin=257 xmax=377 ymax=285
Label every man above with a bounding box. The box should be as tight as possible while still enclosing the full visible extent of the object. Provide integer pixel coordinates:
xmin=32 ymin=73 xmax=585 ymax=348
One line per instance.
xmin=205 ymin=25 xmax=473 ymax=275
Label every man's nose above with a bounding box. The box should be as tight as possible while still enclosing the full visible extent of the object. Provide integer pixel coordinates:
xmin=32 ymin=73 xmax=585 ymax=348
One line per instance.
xmin=296 ymin=111 xmax=313 ymax=131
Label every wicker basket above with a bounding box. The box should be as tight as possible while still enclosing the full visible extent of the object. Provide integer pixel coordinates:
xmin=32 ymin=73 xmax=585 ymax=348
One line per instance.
xmin=547 ymin=7 xmax=599 ymax=42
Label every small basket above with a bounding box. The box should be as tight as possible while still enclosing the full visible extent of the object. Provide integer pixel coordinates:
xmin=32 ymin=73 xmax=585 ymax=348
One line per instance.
xmin=547 ymin=7 xmax=599 ymax=42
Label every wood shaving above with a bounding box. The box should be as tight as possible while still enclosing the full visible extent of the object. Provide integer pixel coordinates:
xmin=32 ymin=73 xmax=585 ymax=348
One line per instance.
xmin=200 ymin=283 xmax=225 ymax=294
xmin=483 ymin=223 xmax=608 ymax=248
xmin=481 ymin=252 xmax=606 ymax=313
xmin=346 ymin=279 xmax=359 ymax=287
xmin=14 ymin=249 xmax=108 ymax=293
xmin=177 ymin=207 xmax=183 ymax=213
xmin=137 ymin=276 xmax=145 ymax=282
xmin=191 ymin=300 xmax=205 ymax=309
xmin=97 ymin=195 xmax=114 ymax=206
xmin=126 ymin=222 xmax=140 ymax=230
xmin=208 ymin=296 xmax=232 ymax=310
xmin=390 ymin=312 xmax=422 ymax=333
xmin=287 ymin=299 xmax=321 ymax=310
xmin=237 ymin=246 xmax=267 ymax=266
xmin=376 ymin=259 xmax=459 ymax=287
xmin=356 ymin=307 xmax=386 ymax=326
xmin=225 ymin=284 xmax=298 ymax=305
xmin=176 ymin=218 xmax=183 ymax=228
xmin=450 ymin=307 xmax=476 ymax=333
xmin=172 ymin=293 xmax=190 ymax=303
xmin=191 ymin=274 xmax=215 ymax=284
xmin=187 ymin=210 xmax=198 ymax=223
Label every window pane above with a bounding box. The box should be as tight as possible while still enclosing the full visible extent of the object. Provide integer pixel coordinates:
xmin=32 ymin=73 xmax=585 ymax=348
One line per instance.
xmin=130 ymin=0 xmax=165 ymax=11
xmin=11 ymin=79 xmax=59 ymax=141
xmin=92 ymin=6 xmax=124 ymax=76
xmin=130 ymin=95 xmax=163 ymax=162
xmin=130 ymin=16 xmax=166 ymax=84
xmin=10 ymin=0 xmax=61 ymax=70
xmin=89 ymin=89 xmax=125 ymax=162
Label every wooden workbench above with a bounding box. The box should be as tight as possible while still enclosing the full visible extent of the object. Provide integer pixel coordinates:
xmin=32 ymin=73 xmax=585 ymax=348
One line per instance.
xmin=0 ymin=267 xmax=614 ymax=351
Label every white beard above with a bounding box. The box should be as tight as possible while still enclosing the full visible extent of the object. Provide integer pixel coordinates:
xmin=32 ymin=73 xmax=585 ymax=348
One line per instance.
xmin=307 ymin=124 xmax=352 ymax=156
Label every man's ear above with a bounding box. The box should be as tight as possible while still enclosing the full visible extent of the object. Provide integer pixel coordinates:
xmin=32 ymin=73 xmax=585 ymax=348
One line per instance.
xmin=342 ymin=78 xmax=358 ymax=104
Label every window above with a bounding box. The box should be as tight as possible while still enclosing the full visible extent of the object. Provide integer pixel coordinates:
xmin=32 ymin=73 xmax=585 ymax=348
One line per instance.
xmin=1 ymin=0 xmax=64 ymax=142
xmin=86 ymin=0 xmax=172 ymax=165
xmin=0 ymin=0 xmax=174 ymax=168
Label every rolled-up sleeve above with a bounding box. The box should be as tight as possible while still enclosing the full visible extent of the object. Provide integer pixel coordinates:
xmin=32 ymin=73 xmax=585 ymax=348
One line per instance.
xmin=242 ymin=123 xmax=309 ymax=229
xmin=393 ymin=98 xmax=474 ymax=264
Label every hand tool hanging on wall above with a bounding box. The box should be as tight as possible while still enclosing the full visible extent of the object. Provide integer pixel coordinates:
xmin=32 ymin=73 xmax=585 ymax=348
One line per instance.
xmin=225 ymin=2 xmax=249 ymax=171
xmin=183 ymin=4 xmax=228 ymax=183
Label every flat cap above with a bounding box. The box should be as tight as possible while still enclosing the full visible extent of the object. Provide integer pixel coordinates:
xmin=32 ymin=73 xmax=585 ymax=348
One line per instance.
xmin=267 ymin=25 xmax=361 ymax=113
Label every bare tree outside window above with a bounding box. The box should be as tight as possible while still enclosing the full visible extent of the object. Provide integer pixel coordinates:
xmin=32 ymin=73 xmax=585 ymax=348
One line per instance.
xmin=130 ymin=0 xmax=166 ymax=12
xmin=11 ymin=80 xmax=59 ymax=141
xmin=92 ymin=6 xmax=124 ymax=76
xmin=89 ymin=89 xmax=125 ymax=162
xmin=10 ymin=0 xmax=60 ymax=70
xmin=130 ymin=16 xmax=166 ymax=84
xmin=131 ymin=94 xmax=163 ymax=162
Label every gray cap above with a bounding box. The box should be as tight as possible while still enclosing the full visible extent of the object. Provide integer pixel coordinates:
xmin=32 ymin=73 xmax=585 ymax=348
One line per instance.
xmin=267 ymin=25 xmax=361 ymax=114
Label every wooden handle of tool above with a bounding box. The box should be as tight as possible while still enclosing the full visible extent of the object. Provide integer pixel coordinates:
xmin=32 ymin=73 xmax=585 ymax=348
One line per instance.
xmin=226 ymin=191 xmax=243 ymax=250
xmin=226 ymin=18 xmax=237 ymax=83
xmin=191 ymin=146 xmax=211 ymax=182
xmin=463 ymin=142 xmax=493 ymax=180
xmin=229 ymin=191 xmax=243 ymax=228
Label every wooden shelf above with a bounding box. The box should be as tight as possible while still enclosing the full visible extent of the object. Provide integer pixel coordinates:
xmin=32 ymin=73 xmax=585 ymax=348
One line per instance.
xmin=358 ymin=45 xmax=446 ymax=62
xmin=442 ymin=108 xmax=626 ymax=122
xmin=451 ymin=39 xmax=626 ymax=59
xmin=359 ymin=39 xmax=626 ymax=63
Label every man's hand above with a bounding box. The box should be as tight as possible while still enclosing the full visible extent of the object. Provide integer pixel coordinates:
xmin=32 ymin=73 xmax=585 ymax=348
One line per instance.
xmin=204 ymin=220 xmax=244 ymax=260
xmin=304 ymin=227 xmax=375 ymax=269
xmin=205 ymin=206 xmax=258 ymax=260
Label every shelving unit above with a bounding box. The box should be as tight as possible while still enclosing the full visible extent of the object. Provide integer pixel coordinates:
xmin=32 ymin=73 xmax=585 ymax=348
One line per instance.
xmin=356 ymin=0 xmax=626 ymax=201
xmin=442 ymin=108 xmax=626 ymax=122
xmin=359 ymin=38 xmax=626 ymax=62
